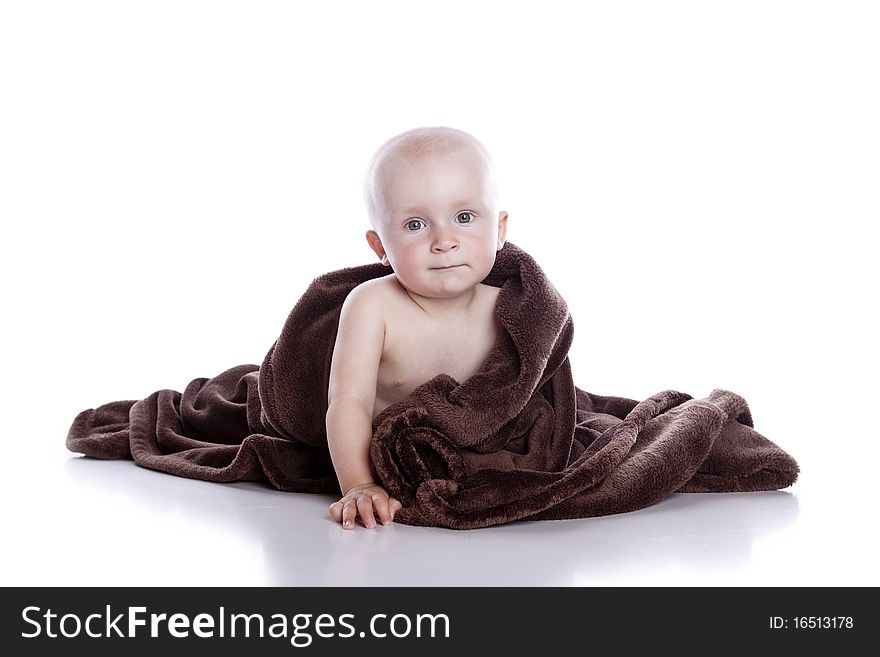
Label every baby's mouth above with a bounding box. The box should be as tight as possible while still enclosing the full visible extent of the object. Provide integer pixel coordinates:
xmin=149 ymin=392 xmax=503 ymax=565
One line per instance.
xmin=432 ymin=264 xmax=465 ymax=271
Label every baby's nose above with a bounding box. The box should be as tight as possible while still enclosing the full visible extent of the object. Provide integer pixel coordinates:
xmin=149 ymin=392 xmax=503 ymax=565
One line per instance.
xmin=431 ymin=230 xmax=458 ymax=251
xmin=433 ymin=239 xmax=457 ymax=250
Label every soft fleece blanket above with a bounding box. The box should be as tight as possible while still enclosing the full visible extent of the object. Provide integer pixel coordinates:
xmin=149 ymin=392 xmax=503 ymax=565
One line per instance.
xmin=67 ymin=242 xmax=799 ymax=529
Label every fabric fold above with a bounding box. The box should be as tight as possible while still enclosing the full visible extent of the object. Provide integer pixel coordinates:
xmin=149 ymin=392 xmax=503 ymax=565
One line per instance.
xmin=67 ymin=241 xmax=799 ymax=529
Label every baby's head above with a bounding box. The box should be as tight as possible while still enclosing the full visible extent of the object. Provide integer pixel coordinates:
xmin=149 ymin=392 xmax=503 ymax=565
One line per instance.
xmin=362 ymin=126 xmax=508 ymax=301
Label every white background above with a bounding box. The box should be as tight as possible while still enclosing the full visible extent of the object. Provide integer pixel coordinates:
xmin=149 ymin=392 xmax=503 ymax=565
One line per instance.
xmin=1 ymin=1 xmax=877 ymax=586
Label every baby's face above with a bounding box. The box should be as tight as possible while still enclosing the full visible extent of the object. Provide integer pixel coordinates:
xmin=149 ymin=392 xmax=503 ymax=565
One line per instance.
xmin=366 ymin=150 xmax=507 ymax=301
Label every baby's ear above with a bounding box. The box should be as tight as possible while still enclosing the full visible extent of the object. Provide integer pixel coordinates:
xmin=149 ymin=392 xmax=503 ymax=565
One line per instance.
xmin=496 ymin=211 xmax=508 ymax=250
xmin=365 ymin=230 xmax=389 ymax=265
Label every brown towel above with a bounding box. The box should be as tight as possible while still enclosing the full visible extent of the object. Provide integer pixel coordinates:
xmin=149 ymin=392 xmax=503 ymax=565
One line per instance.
xmin=67 ymin=241 xmax=799 ymax=529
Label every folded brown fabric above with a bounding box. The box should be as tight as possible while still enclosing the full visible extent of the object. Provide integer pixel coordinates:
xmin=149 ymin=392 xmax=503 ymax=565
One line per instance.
xmin=67 ymin=241 xmax=799 ymax=529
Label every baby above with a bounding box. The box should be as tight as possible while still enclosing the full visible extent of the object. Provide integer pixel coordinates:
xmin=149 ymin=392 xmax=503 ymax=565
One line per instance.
xmin=327 ymin=126 xmax=509 ymax=529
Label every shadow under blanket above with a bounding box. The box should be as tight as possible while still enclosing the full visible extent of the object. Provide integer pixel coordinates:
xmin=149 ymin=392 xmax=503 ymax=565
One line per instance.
xmin=66 ymin=242 xmax=799 ymax=529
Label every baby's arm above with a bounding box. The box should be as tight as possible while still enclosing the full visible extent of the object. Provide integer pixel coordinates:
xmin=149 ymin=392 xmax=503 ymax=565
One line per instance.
xmin=326 ymin=283 xmax=402 ymax=529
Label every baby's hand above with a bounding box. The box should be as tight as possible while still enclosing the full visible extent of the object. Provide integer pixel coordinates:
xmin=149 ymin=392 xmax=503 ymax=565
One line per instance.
xmin=329 ymin=482 xmax=402 ymax=529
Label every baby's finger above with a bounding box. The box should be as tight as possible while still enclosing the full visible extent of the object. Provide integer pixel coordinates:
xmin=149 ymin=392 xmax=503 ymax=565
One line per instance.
xmin=390 ymin=498 xmax=403 ymax=515
xmin=342 ymin=498 xmax=358 ymax=529
xmin=356 ymin=496 xmax=376 ymax=528
xmin=329 ymin=501 xmax=343 ymax=522
xmin=371 ymin=494 xmax=392 ymax=525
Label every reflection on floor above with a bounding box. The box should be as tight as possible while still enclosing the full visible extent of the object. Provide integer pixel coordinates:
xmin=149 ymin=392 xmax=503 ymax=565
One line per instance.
xmin=8 ymin=447 xmax=870 ymax=587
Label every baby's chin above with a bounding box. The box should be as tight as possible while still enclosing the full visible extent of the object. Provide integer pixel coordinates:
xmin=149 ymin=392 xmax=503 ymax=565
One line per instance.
xmin=395 ymin=273 xmax=481 ymax=298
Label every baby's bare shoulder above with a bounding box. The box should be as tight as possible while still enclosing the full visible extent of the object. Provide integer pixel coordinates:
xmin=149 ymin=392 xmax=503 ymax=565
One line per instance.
xmin=354 ymin=274 xmax=395 ymax=292
xmin=352 ymin=274 xmax=397 ymax=303
xmin=346 ymin=275 xmax=398 ymax=321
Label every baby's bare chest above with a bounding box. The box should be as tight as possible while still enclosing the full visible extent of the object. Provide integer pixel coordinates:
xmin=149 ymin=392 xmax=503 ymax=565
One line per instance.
xmin=374 ymin=286 xmax=501 ymax=413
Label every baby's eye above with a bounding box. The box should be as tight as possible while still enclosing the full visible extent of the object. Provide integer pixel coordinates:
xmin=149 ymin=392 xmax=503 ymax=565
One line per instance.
xmin=405 ymin=219 xmax=424 ymax=231
xmin=456 ymin=212 xmax=474 ymax=224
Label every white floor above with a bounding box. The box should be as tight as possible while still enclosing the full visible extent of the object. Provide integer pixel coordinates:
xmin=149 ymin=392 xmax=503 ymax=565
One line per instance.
xmin=4 ymin=418 xmax=876 ymax=587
